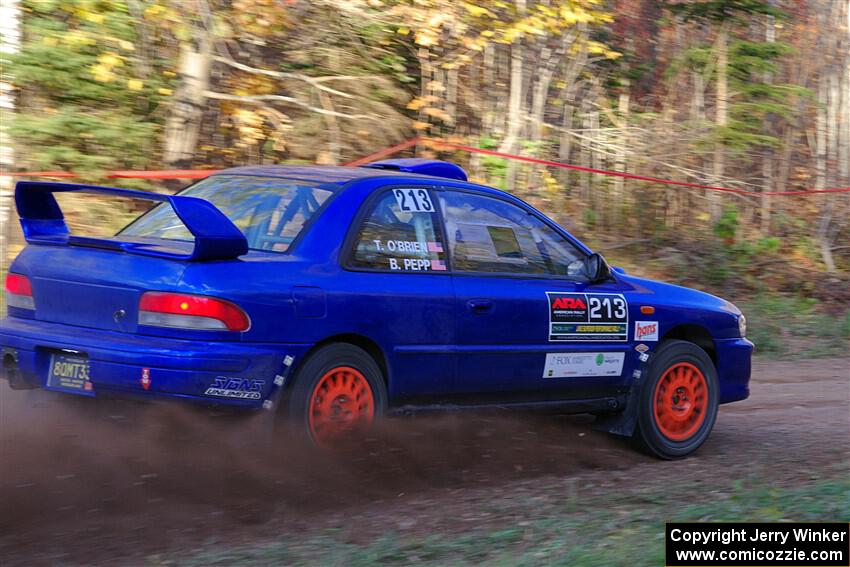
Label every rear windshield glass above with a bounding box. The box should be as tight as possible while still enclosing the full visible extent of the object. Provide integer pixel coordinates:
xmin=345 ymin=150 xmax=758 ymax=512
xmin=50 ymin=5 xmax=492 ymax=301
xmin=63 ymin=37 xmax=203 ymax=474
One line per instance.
xmin=120 ymin=175 xmax=334 ymax=253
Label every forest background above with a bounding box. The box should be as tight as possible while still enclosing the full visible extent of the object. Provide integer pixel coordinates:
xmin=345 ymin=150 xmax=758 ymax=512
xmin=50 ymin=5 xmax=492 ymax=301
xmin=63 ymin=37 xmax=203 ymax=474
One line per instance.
xmin=1 ymin=0 xmax=848 ymax=355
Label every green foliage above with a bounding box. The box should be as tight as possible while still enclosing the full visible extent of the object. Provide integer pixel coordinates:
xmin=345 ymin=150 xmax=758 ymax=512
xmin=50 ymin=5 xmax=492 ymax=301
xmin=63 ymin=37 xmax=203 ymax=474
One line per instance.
xmin=720 ymin=40 xmax=811 ymax=152
xmin=667 ymin=0 xmax=786 ymax=24
xmin=713 ymin=204 xmax=738 ymax=241
xmin=740 ymin=294 xmax=850 ymax=357
xmin=477 ymin=135 xmax=508 ymax=189
xmin=10 ymin=0 xmax=173 ymax=179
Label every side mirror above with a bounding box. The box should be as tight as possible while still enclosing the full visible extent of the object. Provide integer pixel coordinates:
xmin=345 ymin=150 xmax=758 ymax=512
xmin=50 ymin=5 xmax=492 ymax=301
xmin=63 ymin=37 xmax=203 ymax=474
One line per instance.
xmin=585 ymin=253 xmax=612 ymax=284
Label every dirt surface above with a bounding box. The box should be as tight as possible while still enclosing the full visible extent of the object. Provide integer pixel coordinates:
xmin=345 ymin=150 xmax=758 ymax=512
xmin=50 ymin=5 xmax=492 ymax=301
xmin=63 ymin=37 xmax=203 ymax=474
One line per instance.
xmin=1 ymin=357 xmax=848 ymax=566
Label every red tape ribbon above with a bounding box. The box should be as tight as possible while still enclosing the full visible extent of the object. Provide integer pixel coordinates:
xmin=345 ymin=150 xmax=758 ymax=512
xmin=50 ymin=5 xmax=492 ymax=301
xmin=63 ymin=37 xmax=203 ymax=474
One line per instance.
xmin=3 ymin=136 xmax=848 ymax=196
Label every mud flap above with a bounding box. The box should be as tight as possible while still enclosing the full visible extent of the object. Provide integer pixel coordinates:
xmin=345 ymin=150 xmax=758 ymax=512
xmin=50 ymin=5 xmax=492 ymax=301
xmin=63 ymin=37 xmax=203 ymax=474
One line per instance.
xmin=244 ymin=354 xmax=298 ymax=447
xmin=593 ymin=352 xmax=651 ymax=437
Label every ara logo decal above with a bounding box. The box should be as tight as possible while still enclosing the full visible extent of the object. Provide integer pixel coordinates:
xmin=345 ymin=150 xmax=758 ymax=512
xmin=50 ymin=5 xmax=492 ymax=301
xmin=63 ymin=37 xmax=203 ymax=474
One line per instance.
xmin=204 ymin=377 xmax=265 ymax=400
xmin=552 ymin=297 xmax=587 ymax=310
xmin=141 ymin=368 xmax=151 ymax=390
xmin=547 ymin=292 xmax=629 ymax=342
xmin=635 ymin=343 xmax=650 ymax=353
xmin=634 ymin=321 xmax=659 ymax=342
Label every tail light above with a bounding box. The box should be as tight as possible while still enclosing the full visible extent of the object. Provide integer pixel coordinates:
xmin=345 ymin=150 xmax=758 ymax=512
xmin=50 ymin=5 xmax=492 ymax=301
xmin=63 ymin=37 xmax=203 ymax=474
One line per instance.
xmin=138 ymin=292 xmax=250 ymax=332
xmin=5 ymin=274 xmax=35 ymax=310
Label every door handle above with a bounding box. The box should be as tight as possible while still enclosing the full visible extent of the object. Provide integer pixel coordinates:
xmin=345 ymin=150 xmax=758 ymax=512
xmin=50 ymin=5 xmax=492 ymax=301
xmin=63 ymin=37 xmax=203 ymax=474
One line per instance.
xmin=466 ymin=299 xmax=494 ymax=313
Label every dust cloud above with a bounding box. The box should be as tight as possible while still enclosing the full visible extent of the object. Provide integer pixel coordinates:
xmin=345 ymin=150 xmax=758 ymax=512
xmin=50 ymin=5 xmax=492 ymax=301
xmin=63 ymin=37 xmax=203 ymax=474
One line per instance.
xmin=0 ymin=385 xmax=640 ymax=564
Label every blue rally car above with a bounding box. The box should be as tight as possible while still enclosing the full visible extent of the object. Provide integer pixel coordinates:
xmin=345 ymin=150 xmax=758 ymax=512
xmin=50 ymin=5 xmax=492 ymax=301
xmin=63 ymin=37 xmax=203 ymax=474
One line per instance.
xmin=0 ymin=159 xmax=752 ymax=458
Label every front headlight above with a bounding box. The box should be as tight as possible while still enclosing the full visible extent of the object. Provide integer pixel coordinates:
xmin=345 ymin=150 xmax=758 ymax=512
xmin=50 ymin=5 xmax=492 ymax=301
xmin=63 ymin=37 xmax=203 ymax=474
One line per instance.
xmin=738 ymin=313 xmax=747 ymax=338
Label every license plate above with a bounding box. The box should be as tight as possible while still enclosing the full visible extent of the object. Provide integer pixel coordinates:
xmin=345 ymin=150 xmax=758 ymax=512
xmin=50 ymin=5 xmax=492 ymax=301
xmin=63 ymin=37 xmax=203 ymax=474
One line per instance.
xmin=47 ymin=352 xmax=94 ymax=396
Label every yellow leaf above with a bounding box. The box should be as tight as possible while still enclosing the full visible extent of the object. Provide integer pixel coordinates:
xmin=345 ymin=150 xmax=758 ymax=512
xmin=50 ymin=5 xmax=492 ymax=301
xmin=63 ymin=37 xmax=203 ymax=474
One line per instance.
xmin=144 ymin=5 xmax=164 ymax=18
xmin=119 ymin=40 xmax=135 ymax=51
xmin=42 ymin=36 xmax=59 ymax=47
xmin=158 ymin=88 xmax=173 ymax=96
xmin=127 ymin=79 xmax=144 ymax=91
xmin=464 ymin=3 xmax=492 ymax=17
xmin=397 ymin=27 xmax=410 ymax=35
xmin=84 ymin=12 xmax=105 ymax=24
xmin=98 ymin=53 xmax=124 ymax=67
xmin=92 ymin=66 xmax=114 ymax=83
xmin=406 ymin=97 xmax=427 ymax=111
xmin=415 ymin=31 xmax=435 ymax=47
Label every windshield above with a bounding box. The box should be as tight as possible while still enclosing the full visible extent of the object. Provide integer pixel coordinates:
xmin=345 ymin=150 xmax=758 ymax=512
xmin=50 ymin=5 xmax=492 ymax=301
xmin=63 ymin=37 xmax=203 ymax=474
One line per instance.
xmin=120 ymin=175 xmax=334 ymax=253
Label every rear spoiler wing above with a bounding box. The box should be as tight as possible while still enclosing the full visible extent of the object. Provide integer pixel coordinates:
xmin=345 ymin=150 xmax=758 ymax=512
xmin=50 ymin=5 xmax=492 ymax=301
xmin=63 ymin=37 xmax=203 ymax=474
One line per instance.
xmin=15 ymin=181 xmax=248 ymax=262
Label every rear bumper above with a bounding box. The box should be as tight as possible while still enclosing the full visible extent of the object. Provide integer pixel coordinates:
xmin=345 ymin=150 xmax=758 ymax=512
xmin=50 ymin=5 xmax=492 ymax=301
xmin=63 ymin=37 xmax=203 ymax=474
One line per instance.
xmin=715 ymin=337 xmax=753 ymax=404
xmin=0 ymin=317 xmax=310 ymax=408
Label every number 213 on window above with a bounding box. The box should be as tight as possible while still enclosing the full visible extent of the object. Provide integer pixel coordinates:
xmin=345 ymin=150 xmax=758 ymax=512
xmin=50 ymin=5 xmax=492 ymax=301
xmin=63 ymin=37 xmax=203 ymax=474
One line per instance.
xmin=393 ymin=189 xmax=434 ymax=213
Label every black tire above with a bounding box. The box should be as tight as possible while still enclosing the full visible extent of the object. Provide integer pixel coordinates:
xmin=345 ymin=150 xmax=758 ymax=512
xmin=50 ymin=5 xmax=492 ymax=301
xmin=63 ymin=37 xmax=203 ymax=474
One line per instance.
xmin=285 ymin=343 xmax=387 ymax=446
xmin=632 ymin=340 xmax=719 ymax=459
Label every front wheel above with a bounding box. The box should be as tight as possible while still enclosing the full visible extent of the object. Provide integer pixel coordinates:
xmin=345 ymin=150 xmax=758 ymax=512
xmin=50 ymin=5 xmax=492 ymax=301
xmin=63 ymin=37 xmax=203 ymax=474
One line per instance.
xmin=286 ymin=343 xmax=387 ymax=447
xmin=632 ymin=340 xmax=719 ymax=459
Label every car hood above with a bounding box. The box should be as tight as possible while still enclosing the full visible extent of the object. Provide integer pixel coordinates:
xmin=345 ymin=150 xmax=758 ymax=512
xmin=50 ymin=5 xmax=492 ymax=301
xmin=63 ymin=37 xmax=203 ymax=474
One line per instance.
xmin=615 ymin=271 xmax=742 ymax=317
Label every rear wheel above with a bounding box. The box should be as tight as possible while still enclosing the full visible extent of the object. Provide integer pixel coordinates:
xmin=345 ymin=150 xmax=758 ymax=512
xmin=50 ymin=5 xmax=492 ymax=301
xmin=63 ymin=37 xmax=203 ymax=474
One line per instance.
xmin=286 ymin=343 xmax=386 ymax=447
xmin=632 ymin=340 xmax=719 ymax=459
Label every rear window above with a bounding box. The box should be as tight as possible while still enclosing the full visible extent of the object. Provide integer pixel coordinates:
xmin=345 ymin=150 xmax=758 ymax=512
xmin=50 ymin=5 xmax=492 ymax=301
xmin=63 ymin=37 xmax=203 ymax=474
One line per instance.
xmin=120 ymin=175 xmax=334 ymax=253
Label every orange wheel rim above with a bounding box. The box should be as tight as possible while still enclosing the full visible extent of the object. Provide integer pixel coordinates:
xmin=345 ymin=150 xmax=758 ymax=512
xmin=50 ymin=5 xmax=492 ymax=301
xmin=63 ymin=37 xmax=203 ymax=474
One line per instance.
xmin=308 ymin=366 xmax=375 ymax=446
xmin=652 ymin=362 xmax=708 ymax=441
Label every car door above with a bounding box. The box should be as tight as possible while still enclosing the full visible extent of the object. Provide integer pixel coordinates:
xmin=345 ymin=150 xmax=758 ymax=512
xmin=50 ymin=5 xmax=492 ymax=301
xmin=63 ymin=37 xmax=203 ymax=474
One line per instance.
xmin=342 ymin=186 xmax=456 ymax=401
xmin=439 ymin=189 xmax=632 ymax=401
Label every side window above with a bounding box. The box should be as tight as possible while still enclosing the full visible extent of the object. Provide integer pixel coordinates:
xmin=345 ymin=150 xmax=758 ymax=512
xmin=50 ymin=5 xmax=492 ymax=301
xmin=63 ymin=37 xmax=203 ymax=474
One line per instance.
xmin=439 ymin=191 xmax=585 ymax=277
xmin=350 ymin=188 xmax=448 ymax=272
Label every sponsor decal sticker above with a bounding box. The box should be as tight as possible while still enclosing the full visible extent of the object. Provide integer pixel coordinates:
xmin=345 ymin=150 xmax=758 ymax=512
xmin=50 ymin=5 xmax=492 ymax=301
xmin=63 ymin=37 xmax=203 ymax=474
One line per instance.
xmin=543 ymin=352 xmax=626 ymax=378
xmin=634 ymin=321 xmax=659 ymax=342
xmin=635 ymin=343 xmax=650 ymax=353
xmin=204 ymin=377 xmax=265 ymax=400
xmin=141 ymin=368 xmax=151 ymax=390
xmin=392 ymin=188 xmax=435 ymax=213
xmin=388 ymin=257 xmax=433 ymax=271
xmin=547 ymin=292 xmax=629 ymax=342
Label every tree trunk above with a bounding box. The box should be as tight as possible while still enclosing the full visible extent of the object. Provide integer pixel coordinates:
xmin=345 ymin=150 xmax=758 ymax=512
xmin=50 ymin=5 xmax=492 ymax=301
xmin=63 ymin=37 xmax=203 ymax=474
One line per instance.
xmin=841 ymin=33 xmax=850 ymax=185
xmin=580 ymin=99 xmax=591 ymax=203
xmin=416 ymin=47 xmax=431 ymax=157
xmin=711 ymin=23 xmax=729 ymax=222
xmin=0 ymin=0 xmax=21 ymax=265
xmin=815 ymin=76 xmax=834 ymax=271
xmin=482 ymin=43 xmax=497 ymax=134
xmin=614 ymin=79 xmax=630 ymax=227
xmin=691 ymin=71 xmax=705 ymax=123
xmin=559 ymin=104 xmax=574 ymax=191
xmin=163 ymin=31 xmax=212 ymax=170
xmin=815 ymin=80 xmax=828 ymax=191
xmin=497 ymin=0 xmax=526 ymax=191
xmin=761 ymin=13 xmax=777 ymax=234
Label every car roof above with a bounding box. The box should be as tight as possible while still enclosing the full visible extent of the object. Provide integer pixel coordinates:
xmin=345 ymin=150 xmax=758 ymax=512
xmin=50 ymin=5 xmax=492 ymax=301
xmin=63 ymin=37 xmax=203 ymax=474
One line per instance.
xmin=215 ymin=165 xmax=433 ymax=186
xmin=212 ymin=164 xmax=509 ymax=199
